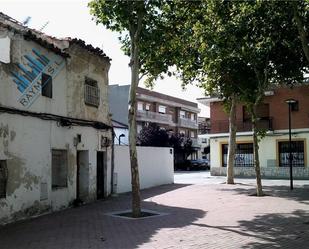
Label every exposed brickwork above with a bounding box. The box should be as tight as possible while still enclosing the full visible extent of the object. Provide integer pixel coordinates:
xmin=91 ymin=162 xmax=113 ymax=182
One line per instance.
xmin=210 ymin=85 xmax=309 ymax=133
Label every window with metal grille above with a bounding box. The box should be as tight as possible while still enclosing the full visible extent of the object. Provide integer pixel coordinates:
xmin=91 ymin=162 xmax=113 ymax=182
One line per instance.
xmin=0 ymin=160 xmax=8 ymax=198
xmin=84 ymin=78 xmax=100 ymax=107
xmin=52 ymin=150 xmax=68 ymax=189
xmin=278 ymin=141 xmax=304 ymax=167
xmin=222 ymin=143 xmax=254 ymax=167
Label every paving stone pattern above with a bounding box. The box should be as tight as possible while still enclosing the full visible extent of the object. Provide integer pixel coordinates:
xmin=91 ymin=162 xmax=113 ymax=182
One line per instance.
xmin=1 ymin=181 xmax=309 ymax=249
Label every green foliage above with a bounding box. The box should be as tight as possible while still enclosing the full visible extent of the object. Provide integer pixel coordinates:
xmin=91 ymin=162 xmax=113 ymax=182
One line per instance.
xmin=138 ymin=123 xmax=169 ymax=147
xmin=138 ymin=1 xmax=307 ymax=101
xmin=89 ymin=0 xmax=170 ymax=81
xmin=137 ymin=123 xmax=193 ymax=153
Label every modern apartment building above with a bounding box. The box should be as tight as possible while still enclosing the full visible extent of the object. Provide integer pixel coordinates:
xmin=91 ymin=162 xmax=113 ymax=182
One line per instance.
xmin=109 ymin=85 xmax=200 ymax=146
xmin=198 ymin=84 xmax=309 ymax=179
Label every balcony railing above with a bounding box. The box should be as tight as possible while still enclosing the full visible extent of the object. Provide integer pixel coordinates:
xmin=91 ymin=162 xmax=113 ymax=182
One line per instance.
xmin=211 ymin=118 xmax=273 ymax=134
xmin=179 ymin=117 xmax=198 ymax=129
xmin=136 ymin=110 xmax=173 ymax=125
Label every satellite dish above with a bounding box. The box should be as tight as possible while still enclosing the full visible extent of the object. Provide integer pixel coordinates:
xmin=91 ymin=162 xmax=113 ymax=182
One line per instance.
xmin=22 ymin=16 xmax=31 ymax=26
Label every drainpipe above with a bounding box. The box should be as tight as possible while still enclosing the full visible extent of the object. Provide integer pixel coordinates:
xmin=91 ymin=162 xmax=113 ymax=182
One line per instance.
xmin=110 ymin=128 xmax=115 ymax=195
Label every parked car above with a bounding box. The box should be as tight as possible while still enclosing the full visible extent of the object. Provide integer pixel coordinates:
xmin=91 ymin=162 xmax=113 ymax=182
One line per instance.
xmin=175 ymin=158 xmax=210 ymax=171
xmin=190 ymin=159 xmax=210 ymax=170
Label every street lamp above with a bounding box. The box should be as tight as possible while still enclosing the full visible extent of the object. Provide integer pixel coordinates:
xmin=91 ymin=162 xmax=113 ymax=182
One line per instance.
xmin=119 ymin=134 xmax=125 ymax=145
xmin=285 ymin=98 xmax=297 ymax=190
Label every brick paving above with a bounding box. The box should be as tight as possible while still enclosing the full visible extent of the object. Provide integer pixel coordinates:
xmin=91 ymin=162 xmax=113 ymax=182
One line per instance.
xmin=1 ymin=179 xmax=309 ymax=249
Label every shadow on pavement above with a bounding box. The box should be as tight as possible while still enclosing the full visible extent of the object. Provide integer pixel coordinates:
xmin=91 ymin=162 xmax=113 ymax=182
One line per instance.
xmin=219 ymin=184 xmax=309 ymax=205
xmin=192 ymin=209 xmax=309 ymax=249
xmin=0 ymin=184 xmax=205 ymax=249
xmin=239 ymin=209 xmax=309 ymax=248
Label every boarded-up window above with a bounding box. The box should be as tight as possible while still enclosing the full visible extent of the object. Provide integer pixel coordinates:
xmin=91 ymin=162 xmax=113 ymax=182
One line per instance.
xmin=0 ymin=36 xmax=10 ymax=63
xmin=52 ymin=150 xmax=68 ymax=189
xmin=42 ymin=73 xmax=53 ymax=98
xmin=0 ymin=160 xmax=8 ymax=198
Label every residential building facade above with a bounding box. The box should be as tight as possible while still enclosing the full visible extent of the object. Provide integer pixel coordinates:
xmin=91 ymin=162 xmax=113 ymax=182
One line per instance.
xmin=0 ymin=13 xmax=113 ymax=224
xmin=197 ymin=117 xmax=211 ymax=159
xmin=198 ymin=85 xmax=309 ymax=179
xmin=109 ymin=85 xmax=200 ymax=147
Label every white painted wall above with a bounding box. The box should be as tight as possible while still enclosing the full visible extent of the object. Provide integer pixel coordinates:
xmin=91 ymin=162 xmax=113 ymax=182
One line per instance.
xmin=0 ymin=113 xmax=112 ymax=224
xmin=210 ymin=131 xmax=309 ymax=169
xmin=113 ymin=146 xmax=174 ymax=194
xmin=0 ymin=29 xmax=112 ymax=224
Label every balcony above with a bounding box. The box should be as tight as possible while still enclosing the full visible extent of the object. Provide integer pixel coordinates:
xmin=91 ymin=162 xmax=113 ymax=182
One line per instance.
xmin=136 ymin=110 xmax=174 ymax=125
xmin=211 ymin=118 xmax=273 ymax=134
xmin=179 ymin=117 xmax=198 ymax=129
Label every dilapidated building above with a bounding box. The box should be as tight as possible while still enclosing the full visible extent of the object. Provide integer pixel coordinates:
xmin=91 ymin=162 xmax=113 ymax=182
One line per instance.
xmin=0 ymin=13 xmax=113 ymax=225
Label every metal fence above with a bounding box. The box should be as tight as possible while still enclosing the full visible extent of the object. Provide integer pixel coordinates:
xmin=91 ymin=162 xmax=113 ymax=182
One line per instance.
xmin=222 ymin=143 xmax=254 ymax=167
xmin=278 ymin=141 xmax=305 ymax=167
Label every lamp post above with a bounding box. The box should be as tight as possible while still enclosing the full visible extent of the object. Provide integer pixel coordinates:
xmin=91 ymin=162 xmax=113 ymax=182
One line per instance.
xmin=119 ymin=134 xmax=125 ymax=145
xmin=285 ymin=98 xmax=297 ymax=190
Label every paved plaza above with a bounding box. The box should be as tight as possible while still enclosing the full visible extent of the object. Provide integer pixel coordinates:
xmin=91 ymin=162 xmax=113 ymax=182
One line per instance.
xmin=1 ymin=173 xmax=309 ymax=249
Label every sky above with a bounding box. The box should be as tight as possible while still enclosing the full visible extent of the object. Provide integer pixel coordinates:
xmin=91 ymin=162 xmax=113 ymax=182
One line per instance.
xmin=1 ymin=0 xmax=209 ymax=116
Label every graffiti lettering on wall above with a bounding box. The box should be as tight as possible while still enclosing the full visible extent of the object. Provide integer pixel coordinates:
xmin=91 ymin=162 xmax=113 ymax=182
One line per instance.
xmin=10 ymin=48 xmax=65 ymax=108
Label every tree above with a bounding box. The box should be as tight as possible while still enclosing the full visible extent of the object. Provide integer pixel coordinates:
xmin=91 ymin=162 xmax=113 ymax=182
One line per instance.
xmin=141 ymin=0 xmax=307 ymax=195
xmin=137 ymin=123 xmax=194 ymax=163
xmin=138 ymin=123 xmax=169 ymax=147
xmin=89 ymin=0 xmax=164 ymax=217
xmin=200 ymin=1 xmax=306 ymax=196
xmin=292 ymin=1 xmax=309 ymax=64
xmin=140 ymin=1 xmax=253 ymax=185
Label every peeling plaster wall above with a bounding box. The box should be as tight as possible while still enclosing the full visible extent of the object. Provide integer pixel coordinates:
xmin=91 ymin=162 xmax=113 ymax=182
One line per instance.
xmin=0 ymin=31 xmax=112 ymax=225
xmin=66 ymin=44 xmax=110 ymax=122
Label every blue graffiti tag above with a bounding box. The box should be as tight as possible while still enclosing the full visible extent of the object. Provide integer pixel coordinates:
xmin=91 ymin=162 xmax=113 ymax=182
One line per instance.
xmin=10 ymin=48 xmax=65 ymax=108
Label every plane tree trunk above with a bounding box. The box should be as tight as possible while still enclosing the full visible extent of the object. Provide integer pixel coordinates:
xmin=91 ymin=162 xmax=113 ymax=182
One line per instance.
xmin=227 ymin=95 xmax=237 ymax=184
xmin=128 ymin=15 xmax=143 ymax=218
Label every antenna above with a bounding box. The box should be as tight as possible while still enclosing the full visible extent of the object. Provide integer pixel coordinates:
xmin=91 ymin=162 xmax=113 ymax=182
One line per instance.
xmin=39 ymin=21 xmax=49 ymax=32
xmin=22 ymin=16 xmax=31 ymax=26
